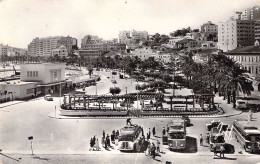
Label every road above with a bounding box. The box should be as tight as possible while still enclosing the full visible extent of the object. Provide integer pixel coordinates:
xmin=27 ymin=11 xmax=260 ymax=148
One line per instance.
xmin=0 ymin=70 xmax=260 ymax=164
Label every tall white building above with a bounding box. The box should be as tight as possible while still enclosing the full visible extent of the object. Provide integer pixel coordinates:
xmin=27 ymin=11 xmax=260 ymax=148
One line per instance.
xmin=28 ymin=36 xmax=76 ymax=57
xmin=118 ymin=30 xmax=148 ymax=44
xmin=218 ymin=13 xmax=255 ymax=52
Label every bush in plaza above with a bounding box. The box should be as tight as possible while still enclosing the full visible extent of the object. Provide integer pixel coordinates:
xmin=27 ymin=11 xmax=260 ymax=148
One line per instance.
xmin=109 ymin=87 xmax=121 ymax=95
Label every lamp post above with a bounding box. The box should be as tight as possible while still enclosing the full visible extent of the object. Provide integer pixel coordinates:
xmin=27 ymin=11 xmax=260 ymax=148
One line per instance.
xmin=28 ymin=136 xmax=34 ymax=156
xmin=137 ymin=79 xmax=139 ymax=110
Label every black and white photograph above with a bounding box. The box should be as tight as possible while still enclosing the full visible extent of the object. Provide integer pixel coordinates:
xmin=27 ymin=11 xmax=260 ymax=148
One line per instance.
xmin=1 ymin=0 xmax=260 ymax=163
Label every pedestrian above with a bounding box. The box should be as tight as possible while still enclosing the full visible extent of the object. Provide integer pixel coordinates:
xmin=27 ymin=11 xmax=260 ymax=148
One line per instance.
xmin=248 ymin=110 xmax=253 ymax=121
xmin=116 ymin=130 xmax=120 ymax=138
xmin=219 ymin=144 xmax=225 ymax=158
xmin=151 ymin=143 xmax=156 ymax=159
xmin=152 ymin=127 xmax=156 ymax=136
xmin=156 ymin=139 xmax=160 ymax=153
xmin=206 ymin=133 xmax=210 ymax=144
xmin=148 ymin=128 xmax=151 ymax=136
xmin=162 ymin=127 xmax=166 ymax=136
xmin=141 ymin=127 xmax=144 ymax=136
xmin=95 ymin=138 xmax=100 ymax=151
xmin=90 ymin=138 xmax=93 ymax=151
xmin=111 ymin=133 xmax=115 ymax=144
xmin=147 ymin=133 xmax=150 ymax=140
xmin=200 ymin=134 xmax=203 ymax=146
xmin=103 ymin=130 xmax=105 ymax=138
xmin=126 ymin=118 xmax=132 ymax=125
xmin=145 ymin=142 xmax=151 ymax=156
xmin=213 ymin=144 xmax=217 ymax=156
xmin=106 ymin=134 xmax=111 ymax=147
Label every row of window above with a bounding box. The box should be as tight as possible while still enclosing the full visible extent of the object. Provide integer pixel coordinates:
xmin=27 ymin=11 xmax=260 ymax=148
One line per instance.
xmin=27 ymin=71 xmax=39 ymax=77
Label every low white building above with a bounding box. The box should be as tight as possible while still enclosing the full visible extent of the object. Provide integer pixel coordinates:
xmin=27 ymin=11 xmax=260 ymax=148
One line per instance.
xmin=52 ymin=45 xmax=68 ymax=58
xmin=131 ymin=47 xmax=156 ymax=61
xmin=0 ymin=81 xmax=37 ymax=101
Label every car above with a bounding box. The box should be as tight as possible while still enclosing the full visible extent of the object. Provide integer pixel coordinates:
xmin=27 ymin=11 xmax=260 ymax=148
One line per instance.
xmin=44 ymin=94 xmax=53 ymax=101
xmin=112 ymin=71 xmax=117 ymax=75
xmin=236 ymin=100 xmax=247 ymax=109
xmin=111 ymin=80 xmax=117 ymax=84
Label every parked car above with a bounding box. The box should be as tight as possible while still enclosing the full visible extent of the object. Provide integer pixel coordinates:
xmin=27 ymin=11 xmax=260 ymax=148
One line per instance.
xmin=236 ymin=100 xmax=247 ymax=109
xmin=44 ymin=94 xmax=53 ymax=101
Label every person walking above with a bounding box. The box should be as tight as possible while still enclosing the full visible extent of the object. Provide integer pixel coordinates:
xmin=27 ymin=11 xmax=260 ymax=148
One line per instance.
xmin=145 ymin=142 xmax=151 ymax=156
xmin=106 ymin=134 xmax=111 ymax=147
xmin=162 ymin=127 xmax=166 ymax=136
xmin=95 ymin=138 xmax=100 ymax=151
xmin=90 ymin=138 xmax=93 ymax=151
xmin=219 ymin=144 xmax=225 ymax=158
xmin=200 ymin=134 xmax=203 ymax=146
xmin=206 ymin=133 xmax=210 ymax=144
xmin=152 ymin=127 xmax=156 ymax=136
xmin=148 ymin=128 xmax=151 ymax=137
xmin=103 ymin=130 xmax=105 ymax=138
xmin=151 ymin=143 xmax=156 ymax=159
xmin=156 ymin=139 xmax=160 ymax=153
xmin=213 ymin=144 xmax=217 ymax=156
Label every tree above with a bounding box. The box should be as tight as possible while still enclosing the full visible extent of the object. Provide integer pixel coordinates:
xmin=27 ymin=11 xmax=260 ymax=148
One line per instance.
xmin=109 ymin=87 xmax=121 ymax=110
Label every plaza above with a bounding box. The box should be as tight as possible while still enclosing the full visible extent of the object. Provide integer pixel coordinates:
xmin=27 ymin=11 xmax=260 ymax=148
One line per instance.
xmin=0 ymin=70 xmax=260 ymax=164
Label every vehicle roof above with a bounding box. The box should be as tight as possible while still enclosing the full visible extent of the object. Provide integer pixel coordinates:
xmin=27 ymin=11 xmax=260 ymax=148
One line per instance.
xmin=244 ymin=130 xmax=260 ymax=135
xmin=120 ymin=124 xmax=141 ymax=136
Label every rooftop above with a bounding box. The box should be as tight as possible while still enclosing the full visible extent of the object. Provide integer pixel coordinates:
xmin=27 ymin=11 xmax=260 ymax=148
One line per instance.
xmin=227 ymin=45 xmax=260 ymax=53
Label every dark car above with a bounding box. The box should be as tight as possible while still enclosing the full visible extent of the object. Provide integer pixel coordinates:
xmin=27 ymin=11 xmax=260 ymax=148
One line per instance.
xmin=112 ymin=71 xmax=117 ymax=75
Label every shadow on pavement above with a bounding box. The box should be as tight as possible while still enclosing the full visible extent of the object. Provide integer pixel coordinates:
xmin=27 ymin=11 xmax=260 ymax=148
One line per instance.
xmin=32 ymin=155 xmax=50 ymax=161
xmin=0 ymin=153 xmax=21 ymax=162
xmin=182 ymin=136 xmax=197 ymax=153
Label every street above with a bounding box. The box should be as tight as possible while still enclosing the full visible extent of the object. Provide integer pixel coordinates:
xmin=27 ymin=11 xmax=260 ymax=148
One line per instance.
xmin=0 ymin=70 xmax=260 ymax=163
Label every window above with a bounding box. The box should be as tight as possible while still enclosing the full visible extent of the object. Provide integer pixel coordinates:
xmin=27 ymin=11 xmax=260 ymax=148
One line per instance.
xmin=27 ymin=71 xmax=29 ymax=77
xmin=36 ymin=71 xmax=38 ymax=77
xmin=30 ymin=71 xmax=32 ymax=77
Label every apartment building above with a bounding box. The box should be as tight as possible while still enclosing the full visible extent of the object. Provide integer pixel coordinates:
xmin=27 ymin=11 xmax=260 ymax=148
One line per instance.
xmin=201 ymin=21 xmax=218 ymax=34
xmin=241 ymin=6 xmax=260 ymax=20
xmin=28 ymin=36 xmax=76 ymax=56
xmin=118 ymin=30 xmax=148 ymax=44
xmin=218 ymin=14 xmax=255 ymax=52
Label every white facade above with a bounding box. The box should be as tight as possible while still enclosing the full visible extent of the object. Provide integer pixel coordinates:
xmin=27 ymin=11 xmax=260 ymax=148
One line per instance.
xmin=28 ymin=36 xmax=75 ymax=56
xmin=52 ymin=45 xmax=68 ymax=58
xmin=131 ymin=47 xmax=156 ymax=61
xmin=155 ymin=52 xmax=172 ymax=63
xmin=20 ymin=63 xmax=65 ymax=84
xmin=118 ymin=31 xmax=131 ymax=44
xmin=218 ymin=18 xmax=255 ymax=52
xmin=167 ymin=37 xmax=183 ymax=48
xmin=0 ymin=82 xmax=37 ymax=100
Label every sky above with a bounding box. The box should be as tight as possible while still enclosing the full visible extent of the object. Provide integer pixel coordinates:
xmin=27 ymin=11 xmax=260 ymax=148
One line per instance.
xmin=0 ymin=0 xmax=259 ymax=48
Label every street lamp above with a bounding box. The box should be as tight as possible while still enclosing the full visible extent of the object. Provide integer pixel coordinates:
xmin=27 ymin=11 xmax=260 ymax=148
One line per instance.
xmin=136 ymin=79 xmax=139 ymax=110
xmin=28 ymin=136 xmax=34 ymax=156
xmin=55 ymin=78 xmax=61 ymax=107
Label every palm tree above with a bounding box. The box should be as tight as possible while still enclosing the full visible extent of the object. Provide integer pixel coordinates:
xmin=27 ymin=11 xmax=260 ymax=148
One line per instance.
xmin=212 ymin=54 xmax=254 ymax=108
xmin=109 ymin=87 xmax=121 ymax=110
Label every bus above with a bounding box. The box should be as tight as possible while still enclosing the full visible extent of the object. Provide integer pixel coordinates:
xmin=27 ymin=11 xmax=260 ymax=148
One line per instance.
xmin=209 ymin=127 xmax=225 ymax=152
xmin=233 ymin=119 xmax=260 ymax=153
xmin=118 ymin=124 xmax=144 ymax=152
xmin=167 ymin=118 xmax=186 ymax=150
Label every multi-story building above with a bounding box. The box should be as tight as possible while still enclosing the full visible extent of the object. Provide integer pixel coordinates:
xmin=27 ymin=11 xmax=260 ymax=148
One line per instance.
xmin=225 ymin=45 xmax=260 ymax=91
xmin=0 ymin=43 xmax=27 ymax=58
xmin=176 ymin=39 xmax=201 ymax=49
xmin=218 ymin=13 xmax=255 ymax=52
xmin=118 ymin=31 xmax=131 ymax=44
xmin=241 ymin=6 xmax=260 ymax=20
xmin=201 ymin=21 xmax=218 ymax=34
xmin=130 ymin=47 xmax=156 ymax=61
xmin=130 ymin=30 xmax=148 ymax=43
xmin=255 ymin=19 xmax=260 ymax=41
xmin=78 ymin=49 xmax=103 ymax=58
xmin=28 ymin=36 xmax=76 ymax=57
xmin=52 ymin=45 xmax=68 ymax=58
xmin=118 ymin=30 xmax=148 ymax=44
